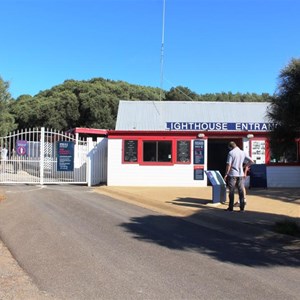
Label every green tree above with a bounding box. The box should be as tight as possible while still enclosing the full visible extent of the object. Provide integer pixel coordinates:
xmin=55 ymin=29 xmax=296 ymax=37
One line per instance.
xmin=10 ymin=76 xmax=272 ymax=131
xmin=267 ymin=58 xmax=300 ymax=161
xmin=0 ymin=77 xmax=17 ymax=136
xmin=165 ymin=86 xmax=198 ymax=101
xmin=9 ymin=95 xmax=36 ymax=129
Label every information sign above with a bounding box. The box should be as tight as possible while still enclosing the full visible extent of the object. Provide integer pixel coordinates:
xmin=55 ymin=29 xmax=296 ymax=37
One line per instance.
xmin=177 ymin=140 xmax=190 ymax=163
xmin=124 ymin=140 xmax=138 ymax=162
xmin=194 ymin=166 xmax=204 ymax=180
xmin=251 ymin=140 xmax=266 ymax=164
xmin=57 ymin=141 xmax=74 ymax=171
xmin=193 ymin=139 xmax=205 ymax=164
xmin=205 ymin=170 xmax=219 ymax=186
xmin=205 ymin=170 xmax=227 ymax=204
xmin=16 ymin=140 xmax=27 ymax=156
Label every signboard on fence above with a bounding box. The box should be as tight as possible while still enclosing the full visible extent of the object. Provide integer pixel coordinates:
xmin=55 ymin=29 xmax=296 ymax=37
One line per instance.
xmin=16 ymin=140 xmax=28 ymax=156
xmin=57 ymin=141 xmax=74 ymax=171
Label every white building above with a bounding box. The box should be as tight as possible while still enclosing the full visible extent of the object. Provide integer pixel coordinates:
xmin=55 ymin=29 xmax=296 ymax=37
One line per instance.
xmin=107 ymin=101 xmax=300 ymax=188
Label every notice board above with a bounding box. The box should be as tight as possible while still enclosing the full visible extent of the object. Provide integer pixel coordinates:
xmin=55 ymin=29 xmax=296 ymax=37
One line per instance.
xmin=177 ymin=140 xmax=191 ymax=163
xmin=124 ymin=140 xmax=138 ymax=162
xmin=16 ymin=140 xmax=28 ymax=156
xmin=193 ymin=139 xmax=205 ymax=165
xmin=194 ymin=166 xmax=204 ymax=180
xmin=57 ymin=141 xmax=74 ymax=171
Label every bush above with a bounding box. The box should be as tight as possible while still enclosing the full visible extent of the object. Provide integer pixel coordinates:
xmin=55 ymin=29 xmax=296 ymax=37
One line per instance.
xmin=274 ymin=219 xmax=300 ymax=237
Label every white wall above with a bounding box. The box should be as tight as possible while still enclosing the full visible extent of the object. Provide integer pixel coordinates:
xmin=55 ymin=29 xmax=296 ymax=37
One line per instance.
xmin=107 ymin=139 xmax=300 ymax=188
xmin=107 ymin=139 xmax=208 ymax=187
xmin=242 ymin=138 xmax=250 ymax=156
xmin=267 ymin=166 xmax=300 ymax=188
xmin=88 ymin=137 xmax=108 ymax=186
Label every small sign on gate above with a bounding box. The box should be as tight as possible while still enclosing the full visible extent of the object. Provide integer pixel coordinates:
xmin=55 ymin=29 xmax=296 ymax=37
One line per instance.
xmin=57 ymin=141 xmax=74 ymax=172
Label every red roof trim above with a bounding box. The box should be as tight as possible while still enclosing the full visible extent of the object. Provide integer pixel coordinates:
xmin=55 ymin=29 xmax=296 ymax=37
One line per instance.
xmin=108 ymin=130 xmax=269 ymax=138
xmin=70 ymin=128 xmax=108 ymax=135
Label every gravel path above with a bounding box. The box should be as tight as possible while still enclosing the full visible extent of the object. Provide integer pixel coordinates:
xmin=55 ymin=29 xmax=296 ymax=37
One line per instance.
xmin=0 ymin=239 xmax=54 ymax=300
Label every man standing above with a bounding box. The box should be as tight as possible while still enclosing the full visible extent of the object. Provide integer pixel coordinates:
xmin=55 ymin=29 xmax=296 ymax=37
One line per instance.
xmin=224 ymin=141 xmax=253 ymax=211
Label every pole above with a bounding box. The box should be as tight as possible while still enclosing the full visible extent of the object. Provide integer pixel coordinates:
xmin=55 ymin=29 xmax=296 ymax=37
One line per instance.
xmin=160 ymin=0 xmax=166 ymax=100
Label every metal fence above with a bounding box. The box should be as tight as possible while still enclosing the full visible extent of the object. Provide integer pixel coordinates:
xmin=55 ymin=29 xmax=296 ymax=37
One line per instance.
xmin=0 ymin=127 xmax=89 ymax=185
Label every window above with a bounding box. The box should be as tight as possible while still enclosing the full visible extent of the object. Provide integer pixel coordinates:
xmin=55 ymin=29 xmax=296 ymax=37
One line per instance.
xmin=143 ymin=141 xmax=172 ymax=162
xmin=270 ymin=142 xmax=298 ymax=163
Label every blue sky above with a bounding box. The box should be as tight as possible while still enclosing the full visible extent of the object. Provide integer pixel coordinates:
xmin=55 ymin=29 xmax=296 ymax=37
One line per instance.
xmin=1 ymin=0 xmax=299 ymax=99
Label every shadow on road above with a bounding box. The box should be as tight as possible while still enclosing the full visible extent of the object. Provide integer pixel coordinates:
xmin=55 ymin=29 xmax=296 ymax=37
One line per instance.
xmin=167 ymin=197 xmax=211 ymax=208
xmin=120 ymin=208 xmax=300 ymax=267
xmin=247 ymin=188 xmax=300 ymax=204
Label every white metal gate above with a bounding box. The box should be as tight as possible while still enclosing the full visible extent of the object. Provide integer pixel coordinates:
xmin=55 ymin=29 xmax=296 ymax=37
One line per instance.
xmin=0 ymin=127 xmax=89 ymax=185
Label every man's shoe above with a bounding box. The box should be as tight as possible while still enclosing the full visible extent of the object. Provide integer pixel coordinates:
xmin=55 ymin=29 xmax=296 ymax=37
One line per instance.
xmin=225 ymin=207 xmax=233 ymax=211
xmin=233 ymin=202 xmax=240 ymax=207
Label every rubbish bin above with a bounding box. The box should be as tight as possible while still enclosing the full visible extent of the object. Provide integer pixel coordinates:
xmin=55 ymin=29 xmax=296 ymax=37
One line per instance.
xmin=205 ymin=170 xmax=227 ymax=204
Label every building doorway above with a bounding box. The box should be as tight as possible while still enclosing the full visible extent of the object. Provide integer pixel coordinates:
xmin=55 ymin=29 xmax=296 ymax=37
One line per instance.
xmin=207 ymin=138 xmax=242 ymax=177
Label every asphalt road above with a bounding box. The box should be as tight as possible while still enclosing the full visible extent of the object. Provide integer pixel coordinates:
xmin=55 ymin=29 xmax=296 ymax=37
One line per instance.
xmin=0 ymin=185 xmax=299 ymax=300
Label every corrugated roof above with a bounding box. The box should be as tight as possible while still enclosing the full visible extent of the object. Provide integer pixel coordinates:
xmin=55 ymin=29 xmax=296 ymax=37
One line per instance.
xmin=115 ymin=100 xmax=270 ymax=130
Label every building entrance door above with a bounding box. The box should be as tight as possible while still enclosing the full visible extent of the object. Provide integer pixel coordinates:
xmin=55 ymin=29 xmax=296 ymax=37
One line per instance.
xmin=207 ymin=138 xmax=243 ymax=178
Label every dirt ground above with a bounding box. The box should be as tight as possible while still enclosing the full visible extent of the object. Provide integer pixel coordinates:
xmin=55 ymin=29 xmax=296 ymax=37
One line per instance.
xmin=0 ymin=240 xmax=54 ymax=300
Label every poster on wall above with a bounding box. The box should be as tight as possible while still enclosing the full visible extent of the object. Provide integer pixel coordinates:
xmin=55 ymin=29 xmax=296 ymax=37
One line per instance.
xmin=177 ymin=140 xmax=191 ymax=163
xmin=251 ymin=140 xmax=265 ymax=164
xmin=124 ymin=140 xmax=138 ymax=162
xmin=194 ymin=166 xmax=204 ymax=180
xmin=193 ymin=139 xmax=205 ymax=164
xmin=57 ymin=141 xmax=74 ymax=171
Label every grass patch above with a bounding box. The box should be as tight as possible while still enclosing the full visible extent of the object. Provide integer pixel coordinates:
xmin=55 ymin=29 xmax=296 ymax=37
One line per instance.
xmin=274 ymin=219 xmax=300 ymax=237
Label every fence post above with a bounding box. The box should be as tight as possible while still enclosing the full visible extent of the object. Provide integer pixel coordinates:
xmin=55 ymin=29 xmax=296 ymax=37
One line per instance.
xmin=40 ymin=127 xmax=45 ymax=185
xmin=86 ymin=137 xmax=94 ymax=187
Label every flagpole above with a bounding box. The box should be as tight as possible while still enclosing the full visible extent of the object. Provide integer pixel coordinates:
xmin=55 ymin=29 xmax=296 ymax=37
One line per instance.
xmin=160 ymin=0 xmax=166 ymax=100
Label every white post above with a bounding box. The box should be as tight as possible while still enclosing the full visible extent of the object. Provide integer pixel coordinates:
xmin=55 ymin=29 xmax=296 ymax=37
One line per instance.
xmin=40 ymin=127 xmax=45 ymax=185
xmin=86 ymin=137 xmax=94 ymax=187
